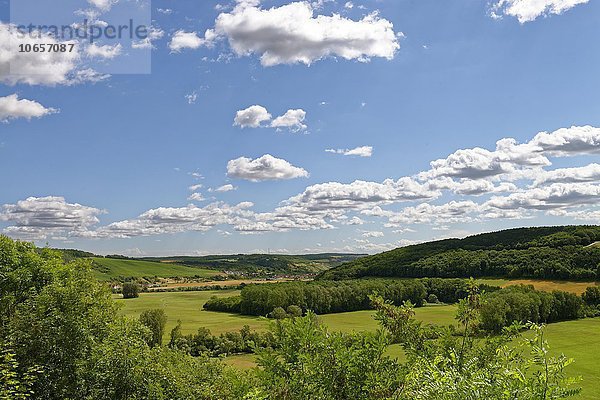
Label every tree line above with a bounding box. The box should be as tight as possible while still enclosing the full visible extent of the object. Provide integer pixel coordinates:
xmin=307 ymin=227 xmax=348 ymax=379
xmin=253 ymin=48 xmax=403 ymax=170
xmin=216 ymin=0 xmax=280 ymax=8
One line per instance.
xmin=204 ymin=278 xmax=598 ymax=334
xmin=203 ymin=278 xmax=496 ymax=316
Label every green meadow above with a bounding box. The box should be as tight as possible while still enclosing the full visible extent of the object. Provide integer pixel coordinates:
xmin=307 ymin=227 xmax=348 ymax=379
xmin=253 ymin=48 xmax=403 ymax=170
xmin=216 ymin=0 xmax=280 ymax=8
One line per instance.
xmin=92 ymin=257 xmax=220 ymax=280
xmin=116 ymin=290 xmax=264 ymax=336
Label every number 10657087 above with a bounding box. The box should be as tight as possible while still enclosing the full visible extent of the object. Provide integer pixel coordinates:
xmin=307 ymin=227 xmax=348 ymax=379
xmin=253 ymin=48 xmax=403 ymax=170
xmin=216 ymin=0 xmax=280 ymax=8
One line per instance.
xmin=18 ymin=43 xmax=76 ymax=53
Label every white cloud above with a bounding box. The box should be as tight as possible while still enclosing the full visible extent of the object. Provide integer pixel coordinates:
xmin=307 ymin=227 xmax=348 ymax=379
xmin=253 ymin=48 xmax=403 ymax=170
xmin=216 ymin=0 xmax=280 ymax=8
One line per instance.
xmin=491 ymin=0 xmax=588 ymax=23
xmin=207 ymin=1 xmax=400 ymax=66
xmin=86 ymin=43 xmax=122 ymax=59
xmin=0 ymin=196 xmax=104 ymax=239
xmin=157 ymin=8 xmax=173 ymax=15
xmin=485 ymin=183 xmax=600 ymax=211
xmin=233 ymin=105 xmax=272 ymax=128
xmin=344 ymin=216 xmax=364 ymax=225
xmin=533 ymin=164 xmax=600 ymax=186
xmin=423 ymin=147 xmax=508 ymax=180
xmin=427 ymin=177 xmax=516 ymax=196
xmin=326 ymin=145 xmax=373 ymax=157
xmin=213 ymin=184 xmax=237 ymax=192
xmin=185 ymin=91 xmax=198 ymax=104
xmin=234 ymin=105 xmax=309 ymax=131
xmin=88 ymin=0 xmax=118 ymax=12
xmin=91 ymin=201 xmax=254 ymax=238
xmin=227 ymin=154 xmax=309 ymax=181
xmin=271 ymin=109 xmax=307 ymax=132
xmin=364 ymin=201 xmax=480 ymax=226
xmin=0 ymin=94 xmax=57 ymax=122
xmin=529 ymin=125 xmax=600 ymax=156
xmin=285 ymin=178 xmax=439 ymax=212
xmin=0 ymin=23 xmax=80 ymax=86
xmin=169 ymin=30 xmax=213 ymax=52
xmin=188 ymin=184 xmax=203 ymax=191
xmin=132 ymin=26 xmax=164 ymax=49
xmin=362 ymin=230 xmax=384 ymax=238
xmin=188 ymin=193 xmax=206 ymax=202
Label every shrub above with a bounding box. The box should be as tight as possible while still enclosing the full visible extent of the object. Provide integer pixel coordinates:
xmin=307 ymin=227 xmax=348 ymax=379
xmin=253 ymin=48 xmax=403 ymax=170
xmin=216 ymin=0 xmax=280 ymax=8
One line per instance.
xmin=427 ymin=294 xmax=439 ymax=304
xmin=268 ymin=307 xmax=288 ymax=320
xmin=582 ymin=286 xmax=600 ymax=306
xmin=122 ymin=282 xmax=139 ymax=299
xmin=286 ymin=305 xmax=303 ymax=317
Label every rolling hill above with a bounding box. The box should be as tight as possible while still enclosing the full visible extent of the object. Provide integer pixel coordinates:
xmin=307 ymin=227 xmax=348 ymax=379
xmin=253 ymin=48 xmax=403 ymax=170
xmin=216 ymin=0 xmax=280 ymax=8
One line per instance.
xmin=90 ymin=258 xmax=221 ymax=281
xmin=138 ymin=253 xmax=365 ymax=275
xmin=319 ymin=226 xmax=600 ymax=281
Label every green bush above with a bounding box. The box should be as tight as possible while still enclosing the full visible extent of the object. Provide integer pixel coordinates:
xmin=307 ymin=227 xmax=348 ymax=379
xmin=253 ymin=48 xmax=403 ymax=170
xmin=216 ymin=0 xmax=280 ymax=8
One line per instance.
xmin=122 ymin=282 xmax=139 ymax=299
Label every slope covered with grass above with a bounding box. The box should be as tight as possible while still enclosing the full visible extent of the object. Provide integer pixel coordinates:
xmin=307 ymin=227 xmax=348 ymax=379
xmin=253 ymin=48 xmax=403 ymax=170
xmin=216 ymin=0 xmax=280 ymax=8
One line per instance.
xmin=91 ymin=257 xmax=221 ymax=280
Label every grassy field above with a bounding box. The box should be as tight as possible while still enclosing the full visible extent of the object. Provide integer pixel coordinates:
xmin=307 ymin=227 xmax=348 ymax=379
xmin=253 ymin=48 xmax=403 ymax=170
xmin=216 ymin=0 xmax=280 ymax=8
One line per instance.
xmin=117 ymin=292 xmax=457 ymax=338
xmin=116 ymin=290 xmax=265 ymax=337
xmin=318 ymin=304 xmax=458 ymax=333
xmin=92 ymin=257 xmax=221 ymax=280
xmin=533 ymin=319 xmax=600 ymax=399
xmin=478 ymin=278 xmax=598 ymax=294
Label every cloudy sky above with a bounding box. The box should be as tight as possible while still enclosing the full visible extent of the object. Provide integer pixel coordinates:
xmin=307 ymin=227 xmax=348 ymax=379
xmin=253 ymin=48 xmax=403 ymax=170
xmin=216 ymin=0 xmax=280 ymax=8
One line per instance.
xmin=2 ymin=0 xmax=600 ymax=256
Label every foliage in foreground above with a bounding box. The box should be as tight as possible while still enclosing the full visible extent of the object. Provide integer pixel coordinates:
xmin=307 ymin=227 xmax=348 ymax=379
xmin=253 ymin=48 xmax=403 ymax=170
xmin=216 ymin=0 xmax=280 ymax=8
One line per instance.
xmin=248 ymin=285 xmax=581 ymax=399
xmin=0 ymin=236 xmax=585 ymax=399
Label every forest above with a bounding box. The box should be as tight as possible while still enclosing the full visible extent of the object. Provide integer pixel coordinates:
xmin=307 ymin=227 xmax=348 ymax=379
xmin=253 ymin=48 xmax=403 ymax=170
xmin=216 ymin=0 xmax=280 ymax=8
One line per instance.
xmin=320 ymin=226 xmax=600 ymax=280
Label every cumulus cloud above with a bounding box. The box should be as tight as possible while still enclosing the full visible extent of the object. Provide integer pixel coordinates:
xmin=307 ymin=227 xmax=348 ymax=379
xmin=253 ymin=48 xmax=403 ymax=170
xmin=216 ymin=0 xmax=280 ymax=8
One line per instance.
xmin=362 ymin=230 xmax=384 ymax=238
xmin=419 ymin=126 xmax=600 ymax=183
xmin=233 ymin=105 xmax=272 ymax=128
xmin=0 ymin=23 xmax=80 ymax=86
xmin=270 ymin=109 xmax=307 ymax=131
xmin=427 ymin=177 xmax=516 ymax=196
xmin=132 ymin=26 xmax=164 ymax=49
xmin=188 ymin=193 xmax=206 ymax=202
xmin=529 ymin=125 xmax=600 ymax=156
xmin=88 ymin=0 xmax=118 ymax=12
xmin=86 ymin=43 xmax=123 ymax=59
xmin=169 ymin=30 xmax=214 ymax=52
xmin=491 ymin=0 xmax=588 ymax=23
xmin=0 ymin=94 xmax=57 ymax=122
xmin=326 ymin=146 xmax=373 ymax=157
xmin=212 ymin=184 xmax=237 ymax=192
xmin=533 ymin=164 xmax=600 ymax=186
xmin=91 ymin=202 xmax=254 ymax=238
xmin=363 ymin=201 xmax=480 ymax=226
xmin=234 ymin=105 xmax=309 ymax=131
xmin=0 ymin=196 xmax=104 ymax=239
xmin=227 ymin=154 xmax=309 ymax=181
xmin=202 ymin=1 xmax=400 ymax=66
xmin=485 ymin=183 xmax=600 ymax=211
xmin=284 ymin=178 xmax=439 ymax=212
xmin=423 ymin=147 xmax=508 ymax=180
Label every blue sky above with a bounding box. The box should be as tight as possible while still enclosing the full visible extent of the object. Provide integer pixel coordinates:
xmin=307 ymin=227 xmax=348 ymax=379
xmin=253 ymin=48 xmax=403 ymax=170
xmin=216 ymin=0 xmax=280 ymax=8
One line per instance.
xmin=2 ymin=0 xmax=600 ymax=256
